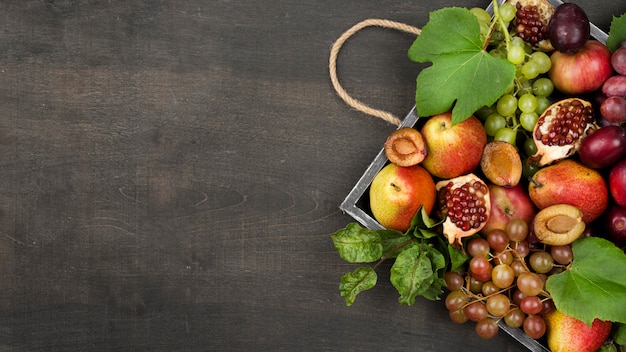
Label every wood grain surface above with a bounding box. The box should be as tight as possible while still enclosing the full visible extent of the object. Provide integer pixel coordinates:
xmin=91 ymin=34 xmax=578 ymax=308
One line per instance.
xmin=0 ymin=1 xmax=623 ymax=351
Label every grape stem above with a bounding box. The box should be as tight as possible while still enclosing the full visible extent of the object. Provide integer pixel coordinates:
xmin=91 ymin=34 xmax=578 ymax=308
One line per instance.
xmin=462 ymin=283 xmax=512 ymax=304
xmin=491 ymin=0 xmax=512 ymax=51
xmin=483 ymin=14 xmax=499 ymax=51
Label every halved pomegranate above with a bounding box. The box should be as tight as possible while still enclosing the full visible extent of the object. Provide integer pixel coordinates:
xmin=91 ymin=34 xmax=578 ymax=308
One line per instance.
xmin=436 ymin=174 xmax=491 ymax=245
xmin=530 ymin=98 xmax=597 ymax=166
xmin=507 ymin=0 xmax=555 ymax=51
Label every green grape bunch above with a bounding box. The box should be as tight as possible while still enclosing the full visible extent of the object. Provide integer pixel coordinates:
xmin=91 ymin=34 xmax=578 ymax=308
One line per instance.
xmin=471 ymin=2 xmax=556 ymax=162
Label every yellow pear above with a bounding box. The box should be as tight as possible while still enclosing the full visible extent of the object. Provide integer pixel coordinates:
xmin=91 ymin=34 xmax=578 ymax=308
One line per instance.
xmin=544 ymin=310 xmax=612 ymax=352
xmin=369 ymin=164 xmax=436 ymax=232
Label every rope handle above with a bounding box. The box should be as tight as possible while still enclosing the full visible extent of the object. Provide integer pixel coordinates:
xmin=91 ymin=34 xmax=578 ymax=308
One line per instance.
xmin=328 ymin=19 xmax=422 ymax=126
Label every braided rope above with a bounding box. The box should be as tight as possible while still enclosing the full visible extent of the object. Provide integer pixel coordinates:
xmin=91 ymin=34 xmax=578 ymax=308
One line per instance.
xmin=329 ymin=19 xmax=421 ymax=126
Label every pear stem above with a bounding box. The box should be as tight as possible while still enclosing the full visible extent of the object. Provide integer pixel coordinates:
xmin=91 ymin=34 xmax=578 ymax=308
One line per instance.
xmin=529 ymin=178 xmax=543 ymax=188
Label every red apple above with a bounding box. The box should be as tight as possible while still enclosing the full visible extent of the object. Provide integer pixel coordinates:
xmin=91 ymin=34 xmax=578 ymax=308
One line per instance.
xmin=549 ymin=40 xmax=613 ymax=95
xmin=481 ymin=184 xmax=536 ymax=235
xmin=609 ymin=158 xmax=626 ymax=207
xmin=369 ymin=163 xmax=437 ymax=232
xmin=420 ymin=111 xmax=487 ymax=179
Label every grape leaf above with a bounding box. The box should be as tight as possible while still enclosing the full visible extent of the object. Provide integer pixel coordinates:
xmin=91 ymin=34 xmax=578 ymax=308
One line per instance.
xmin=545 ymin=237 xmax=626 ymax=325
xmin=339 ymin=266 xmax=377 ymax=306
xmin=407 ymin=7 xmax=515 ymax=125
xmin=390 ymin=243 xmax=446 ymax=305
xmin=331 ymin=223 xmax=383 ymax=263
xmin=607 ymin=13 xmax=626 ymax=52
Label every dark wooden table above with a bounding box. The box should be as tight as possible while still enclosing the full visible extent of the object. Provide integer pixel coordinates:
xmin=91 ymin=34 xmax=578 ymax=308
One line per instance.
xmin=1 ymin=1 xmax=623 ymax=351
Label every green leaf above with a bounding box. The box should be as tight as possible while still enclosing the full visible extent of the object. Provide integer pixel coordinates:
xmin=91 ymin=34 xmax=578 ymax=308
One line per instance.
xmin=408 ymin=7 xmax=515 ymax=124
xmin=607 ymin=13 xmax=626 ymax=52
xmin=331 ymin=223 xmax=383 ymax=263
xmin=432 ymin=236 xmax=469 ymax=273
xmin=391 ymin=245 xmax=433 ymax=305
xmin=390 ymin=244 xmax=446 ymax=305
xmin=598 ymin=344 xmax=618 ymax=352
xmin=545 ymin=237 xmax=626 ymax=325
xmin=379 ymin=230 xmax=414 ymax=259
xmin=409 ymin=205 xmax=440 ymax=229
xmin=410 ymin=205 xmax=444 ymax=240
xmin=614 ymin=323 xmax=626 ymax=345
xmin=415 ymin=245 xmax=447 ymax=301
xmin=339 ymin=266 xmax=377 ymax=306
xmin=446 ymin=242 xmax=469 ymax=273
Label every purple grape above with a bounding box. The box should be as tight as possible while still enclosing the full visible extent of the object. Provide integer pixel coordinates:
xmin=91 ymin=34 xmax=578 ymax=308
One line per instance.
xmin=600 ymin=96 xmax=626 ymax=124
xmin=578 ymin=125 xmax=626 ymax=169
xmin=602 ymin=75 xmax=626 ymax=98
xmin=612 ymin=47 xmax=626 ymax=75
xmin=548 ymin=3 xmax=590 ymax=53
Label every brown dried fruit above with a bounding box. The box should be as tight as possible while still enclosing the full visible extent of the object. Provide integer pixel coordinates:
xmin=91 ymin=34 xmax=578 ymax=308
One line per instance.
xmin=530 ymin=98 xmax=597 ymax=166
xmin=533 ymin=204 xmax=585 ymax=245
xmin=436 ymin=174 xmax=491 ymax=245
xmin=480 ymin=141 xmax=522 ymax=187
xmin=384 ymin=127 xmax=427 ymax=167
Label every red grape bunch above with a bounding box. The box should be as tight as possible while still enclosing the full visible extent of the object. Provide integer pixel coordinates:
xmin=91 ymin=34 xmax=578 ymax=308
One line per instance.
xmin=442 ymin=217 xmax=573 ymax=340
xmin=600 ymin=42 xmax=626 ymax=125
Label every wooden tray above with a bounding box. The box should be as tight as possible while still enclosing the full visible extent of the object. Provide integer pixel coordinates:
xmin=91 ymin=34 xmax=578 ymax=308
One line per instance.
xmin=339 ymin=1 xmax=608 ymax=350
